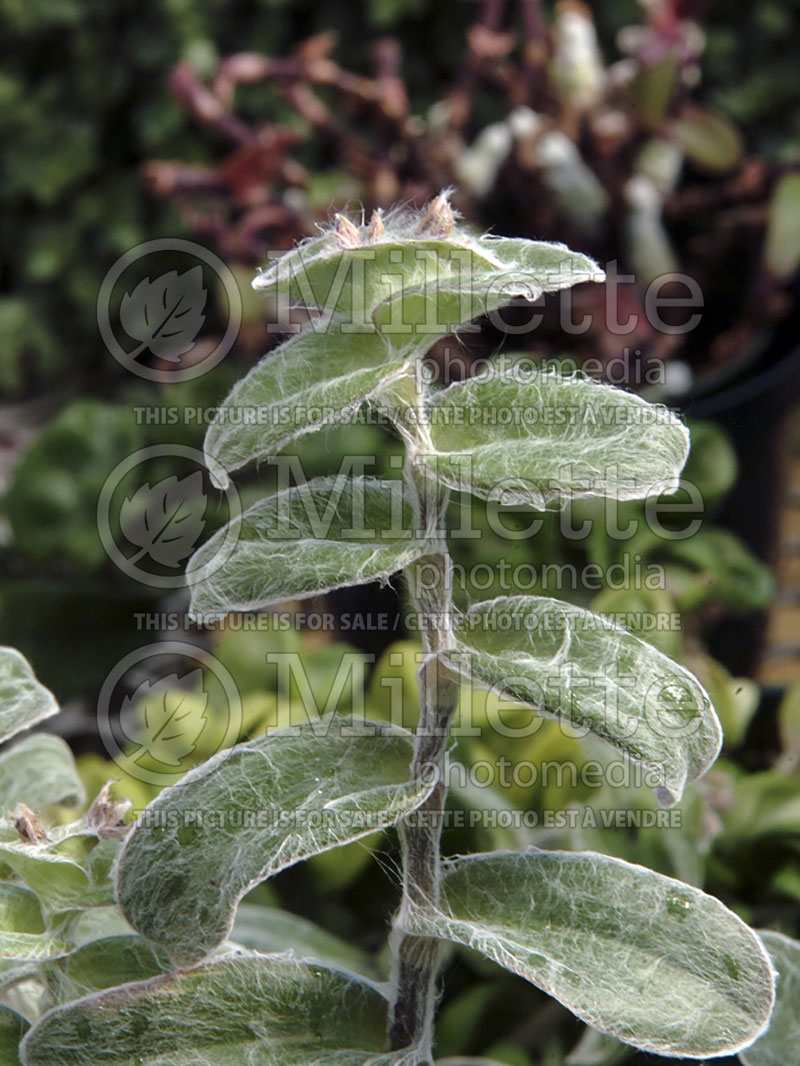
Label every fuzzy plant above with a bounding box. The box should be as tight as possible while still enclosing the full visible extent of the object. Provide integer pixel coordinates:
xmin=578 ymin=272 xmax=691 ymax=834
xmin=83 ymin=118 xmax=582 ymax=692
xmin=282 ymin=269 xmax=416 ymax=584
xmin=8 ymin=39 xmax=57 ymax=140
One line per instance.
xmin=6 ymin=197 xmax=796 ymax=1065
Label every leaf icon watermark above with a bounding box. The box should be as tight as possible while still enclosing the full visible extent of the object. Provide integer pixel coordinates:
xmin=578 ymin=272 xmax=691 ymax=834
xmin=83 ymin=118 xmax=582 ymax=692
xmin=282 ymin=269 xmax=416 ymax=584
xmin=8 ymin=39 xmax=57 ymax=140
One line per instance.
xmin=97 ymin=641 xmax=243 ymax=785
xmin=98 ymin=445 xmax=241 ymax=590
xmin=119 ymin=471 xmax=207 ymax=568
xmin=119 ymin=265 xmax=207 ymax=361
xmin=122 ymin=670 xmax=208 ymax=768
xmin=98 ymin=239 xmax=242 ymax=382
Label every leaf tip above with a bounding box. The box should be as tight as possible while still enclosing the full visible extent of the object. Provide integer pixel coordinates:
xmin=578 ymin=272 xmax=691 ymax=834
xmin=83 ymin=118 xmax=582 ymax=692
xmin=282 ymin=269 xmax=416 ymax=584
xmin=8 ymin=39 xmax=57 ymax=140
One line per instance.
xmin=251 ymin=267 xmax=275 ymax=292
xmin=654 ymin=784 xmax=679 ymax=809
xmin=208 ymin=465 xmax=230 ymax=491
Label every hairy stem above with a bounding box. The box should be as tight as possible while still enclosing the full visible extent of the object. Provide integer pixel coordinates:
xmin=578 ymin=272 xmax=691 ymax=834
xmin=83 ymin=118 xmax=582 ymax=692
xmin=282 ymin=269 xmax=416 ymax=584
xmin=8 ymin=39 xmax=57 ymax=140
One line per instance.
xmin=389 ymin=461 xmax=459 ymax=1059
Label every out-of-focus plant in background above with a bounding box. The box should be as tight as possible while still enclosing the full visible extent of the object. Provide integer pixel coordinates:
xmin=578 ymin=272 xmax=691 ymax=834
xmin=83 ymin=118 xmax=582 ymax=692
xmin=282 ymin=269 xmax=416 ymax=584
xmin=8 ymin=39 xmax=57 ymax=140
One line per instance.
xmin=4 ymin=0 xmax=800 ymax=394
xmin=1 ymin=3 xmax=799 ymax=1063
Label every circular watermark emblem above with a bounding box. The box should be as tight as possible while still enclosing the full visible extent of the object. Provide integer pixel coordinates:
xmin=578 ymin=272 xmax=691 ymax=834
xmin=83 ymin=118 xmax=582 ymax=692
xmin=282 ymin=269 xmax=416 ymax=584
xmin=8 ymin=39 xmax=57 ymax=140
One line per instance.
xmin=97 ymin=444 xmax=240 ymax=589
xmin=97 ymin=641 xmax=242 ymax=786
xmin=97 ymin=238 xmax=243 ymax=382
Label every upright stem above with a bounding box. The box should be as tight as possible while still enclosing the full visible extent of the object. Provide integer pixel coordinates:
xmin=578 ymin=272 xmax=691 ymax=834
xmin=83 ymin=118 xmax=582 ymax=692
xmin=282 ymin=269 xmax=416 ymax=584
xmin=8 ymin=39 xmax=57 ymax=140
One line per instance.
xmin=389 ymin=460 xmax=459 ymax=1060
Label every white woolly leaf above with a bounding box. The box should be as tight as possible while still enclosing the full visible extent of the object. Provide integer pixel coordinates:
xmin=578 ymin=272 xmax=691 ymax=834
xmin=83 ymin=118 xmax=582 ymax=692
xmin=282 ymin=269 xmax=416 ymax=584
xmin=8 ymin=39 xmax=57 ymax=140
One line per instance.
xmin=253 ymin=226 xmax=602 ymax=327
xmin=739 ymin=931 xmax=800 ymax=1066
xmin=406 ymin=849 xmax=775 ymax=1058
xmin=0 ymin=647 xmax=58 ymax=745
xmin=188 ymin=476 xmax=429 ymax=621
xmin=0 ymin=882 xmax=72 ymax=962
xmin=254 ymin=237 xmax=492 ymax=312
xmin=420 ymin=368 xmax=690 ymax=505
xmin=0 ymin=842 xmax=90 ymax=914
xmin=230 ymin=904 xmax=379 ymax=980
xmin=204 ymin=327 xmax=411 ymax=486
xmin=447 ymin=595 xmax=720 ymax=806
xmin=42 ymin=936 xmax=172 ymax=1001
xmin=21 ymin=952 xmax=407 ymax=1066
xmin=0 ymin=734 xmax=85 ymax=810
xmin=372 ymin=237 xmax=603 ymax=334
xmin=116 ymin=716 xmax=433 ymax=966
xmin=67 ymin=906 xmax=134 ymax=945
xmin=0 ymin=830 xmax=119 ymax=914
xmin=0 ymin=1004 xmax=28 ymax=1065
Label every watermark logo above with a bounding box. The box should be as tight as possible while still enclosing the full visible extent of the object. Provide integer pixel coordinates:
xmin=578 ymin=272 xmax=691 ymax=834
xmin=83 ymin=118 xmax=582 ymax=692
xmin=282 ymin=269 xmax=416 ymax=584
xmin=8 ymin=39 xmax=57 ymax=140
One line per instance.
xmin=97 ymin=444 xmax=240 ymax=588
xmin=97 ymin=238 xmax=242 ymax=381
xmin=97 ymin=641 xmax=242 ymax=786
xmin=122 ymin=669 xmax=208 ymax=768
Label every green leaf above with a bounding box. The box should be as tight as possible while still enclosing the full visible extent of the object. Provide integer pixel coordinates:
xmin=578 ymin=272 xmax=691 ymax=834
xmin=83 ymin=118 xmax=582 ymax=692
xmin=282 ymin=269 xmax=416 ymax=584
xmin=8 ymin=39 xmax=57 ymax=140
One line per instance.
xmin=682 ymin=420 xmax=737 ymax=503
xmin=0 ymin=826 xmax=118 ymax=914
xmin=0 ymin=882 xmax=72 ymax=962
xmin=188 ymin=476 xmax=428 ymax=621
xmin=0 ymin=648 xmax=58 ymax=745
xmin=668 ymin=106 xmax=744 ymax=173
xmin=434 ymin=981 xmax=496 ymax=1058
xmin=447 ymin=595 xmax=720 ymax=806
xmin=230 ymin=903 xmax=379 ymax=980
xmin=719 ymin=771 xmax=800 ymax=840
xmin=632 ymin=55 xmax=680 ymax=130
xmin=406 ymin=849 xmax=775 ymax=1058
xmin=43 ymin=936 xmax=171 ymax=1001
xmin=0 ymin=1004 xmax=28 ymax=1066
xmin=0 ymin=734 xmax=85 ymax=810
xmin=0 ymin=930 xmax=73 ymax=963
xmin=778 ymin=680 xmax=800 ymax=754
xmin=21 ymin=952 xmax=402 ymax=1066
xmin=0 ymin=883 xmax=44 ymax=935
xmin=371 ymin=237 xmax=603 ymax=334
xmin=117 ymin=716 xmax=432 ymax=966
xmin=420 ymin=368 xmax=689 ymax=506
xmin=203 ymin=326 xmax=411 ymax=487
xmin=219 ymin=229 xmax=601 ymax=482
xmin=254 ymin=229 xmax=601 ymax=324
xmin=255 ymin=235 xmax=490 ymax=312
xmin=740 ymin=931 xmax=800 ymax=1066
xmin=765 ymin=173 xmax=800 ymax=280
xmin=667 ymin=529 xmax=774 ymax=612
xmin=693 ymin=655 xmax=759 ymax=750
xmin=0 ymin=841 xmax=90 ymax=914
xmin=66 ymin=906 xmax=133 ymax=945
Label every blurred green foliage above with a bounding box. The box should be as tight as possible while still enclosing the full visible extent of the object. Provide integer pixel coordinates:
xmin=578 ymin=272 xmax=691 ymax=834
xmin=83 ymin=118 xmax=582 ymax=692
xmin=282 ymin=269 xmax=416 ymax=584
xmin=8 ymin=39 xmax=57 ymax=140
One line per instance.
xmin=4 ymin=0 xmax=800 ymax=393
xmin=0 ymin=0 xmax=459 ymax=393
xmin=704 ymin=0 xmax=800 ymax=160
xmin=1 ymin=0 xmax=200 ymax=392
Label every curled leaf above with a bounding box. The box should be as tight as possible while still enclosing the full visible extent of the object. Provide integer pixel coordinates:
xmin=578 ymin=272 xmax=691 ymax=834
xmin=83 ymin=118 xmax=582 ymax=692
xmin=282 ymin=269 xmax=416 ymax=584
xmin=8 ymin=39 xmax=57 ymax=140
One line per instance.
xmin=447 ymin=595 xmax=720 ymax=806
xmin=0 ymin=734 xmax=85 ymax=811
xmin=188 ymin=476 xmax=429 ymax=621
xmin=407 ymin=849 xmax=775 ymax=1058
xmin=204 ymin=326 xmax=413 ymax=485
xmin=0 ymin=647 xmax=58 ymax=745
xmin=739 ymin=931 xmax=800 ymax=1066
xmin=419 ymin=367 xmax=689 ymax=505
xmin=117 ymin=716 xmax=433 ymax=965
xmin=22 ymin=953 xmax=405 ymax=1066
